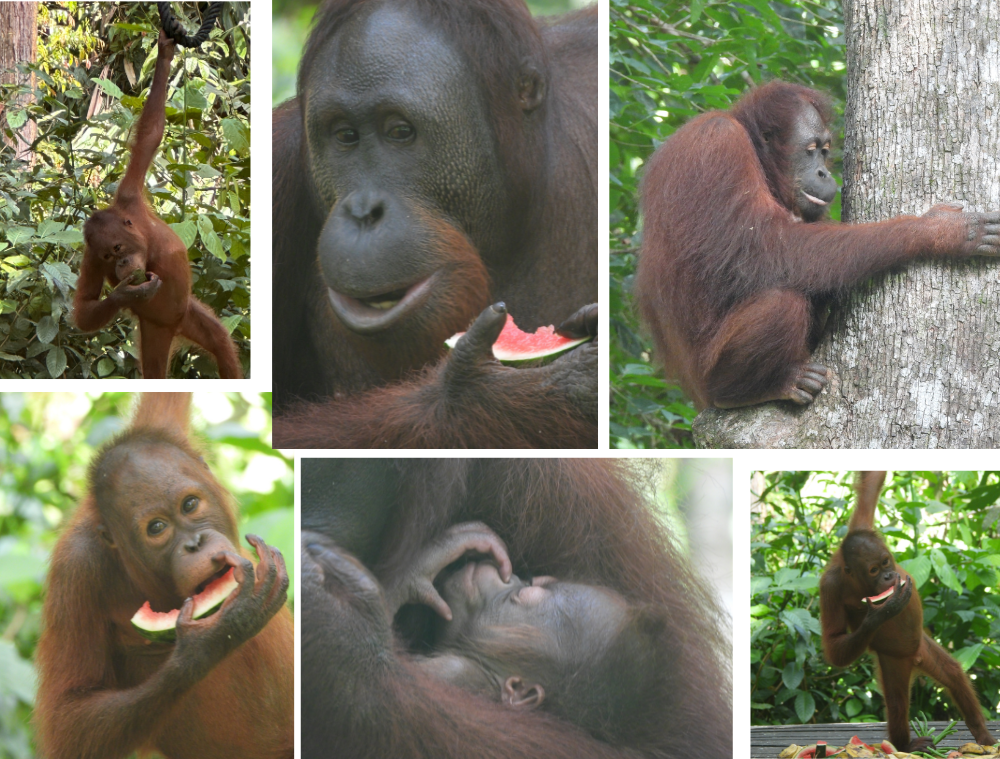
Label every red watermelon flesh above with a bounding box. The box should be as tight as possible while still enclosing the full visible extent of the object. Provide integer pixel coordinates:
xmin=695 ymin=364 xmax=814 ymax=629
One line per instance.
xmin=445 ymin=313 xmax=590 ymax=364
xmin=130 ymin=567 xmax=239 ymax=642
xmin=863 ymin=578 xmax=906 ymax=606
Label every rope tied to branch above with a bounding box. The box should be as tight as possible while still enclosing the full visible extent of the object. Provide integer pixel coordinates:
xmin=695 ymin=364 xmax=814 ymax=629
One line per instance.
xmin=157 ymin=2 xmax=223 ymax=48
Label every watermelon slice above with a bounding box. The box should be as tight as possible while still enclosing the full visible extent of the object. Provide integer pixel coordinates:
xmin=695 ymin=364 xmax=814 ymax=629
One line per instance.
xmin=445 ymin=313 xmax=590 ymax=365
xmin=862 ymin=578 xmax=906 ymax=606
xmin=131 ymin=567 xmax=239 ymax=642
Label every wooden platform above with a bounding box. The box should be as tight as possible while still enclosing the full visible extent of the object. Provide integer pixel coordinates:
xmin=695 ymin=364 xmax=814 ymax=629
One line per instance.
xmin=750 ymin=721 xmax=1000 ymax=757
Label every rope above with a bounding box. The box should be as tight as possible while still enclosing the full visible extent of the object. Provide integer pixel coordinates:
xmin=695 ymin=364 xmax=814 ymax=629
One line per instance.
xmin=157 ymin=2 xmax=222 ymax=48
xmin=180 ymin=53 xmax=188 ymax=221
xmin=155 ymin=4 xmax=222 ymax=217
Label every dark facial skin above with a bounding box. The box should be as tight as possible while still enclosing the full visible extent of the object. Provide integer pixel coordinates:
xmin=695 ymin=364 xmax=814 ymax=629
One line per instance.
xmin=789 ymin=105 xmax=838 ymax=222
xmin=83 ymin=210 xmax=160 ymax=296
xmin=94 ymin=441 xmax=239 ymax=611
xmin=436 ymin=560 xmax=628 ymax=664
xmin=842 ymin=533 xmax=913 ymax=623
xmin=303 ymin=1 xmax=507 ymax=336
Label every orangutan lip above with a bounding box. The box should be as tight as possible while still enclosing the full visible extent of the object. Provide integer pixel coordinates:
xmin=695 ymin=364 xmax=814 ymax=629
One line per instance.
xmin=327 ymin=271 xmax=439 ymax=335
xmin=803 ymin=192 xmax=829 ymax=206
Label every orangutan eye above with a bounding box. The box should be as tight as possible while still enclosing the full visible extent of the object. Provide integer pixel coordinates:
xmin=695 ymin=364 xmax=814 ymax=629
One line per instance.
xmin=334 ymin=128 xmax=359 ymax=146
xmin=182 ymin=496 xmax=199 ymax=514
xmin=124 ymin=219 xmax=133 ymax=226
xmin=147 ymin=519 xmax=167 ymax=536
xmin=386 ymin=123 xmax=414 ymax=142
xmin=114 ymin=244 xmax=122 ymax=253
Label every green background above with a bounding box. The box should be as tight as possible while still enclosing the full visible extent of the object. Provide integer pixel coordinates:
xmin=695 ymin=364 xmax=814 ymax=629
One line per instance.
xmin=0 ymin=393 xmax=292 ymax=758
xmin=609 ymin=0 xmax=845 ymax=447
xmin=752 ymin=471 xmax=1000 ymax=749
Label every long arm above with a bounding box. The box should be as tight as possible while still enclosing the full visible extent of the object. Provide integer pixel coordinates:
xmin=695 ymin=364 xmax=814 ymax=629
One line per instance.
xmin=274 ymin=304 xmax=597 ymax=449
xmin=648 ymin=114 xmax=1000 ymax=305
xmin=849 ymin=471 xmax=886 ymax=533
xmin=117 ymin=30 xmax=175 ymax=205
xmin=819 ymin=571 xmax=878 ymax=667
xmin=72 ymin=252 xmax=121 ymax=331
xmin=72 ymin=251 xmax=161 ymax=331
xmin=820 ymin=570 xmax=910 ymax=667
xmin=781 ymin=207 xmax=999 ymax=295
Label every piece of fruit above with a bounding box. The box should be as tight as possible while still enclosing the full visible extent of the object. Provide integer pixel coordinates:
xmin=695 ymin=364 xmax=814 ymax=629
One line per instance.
xmin=131 ymin=567 xmax=238 ymax=642
xmin=445 ymin=313 xmax=590 ymax=365
xmin=862 ymin=579 xmax=906 ymax=606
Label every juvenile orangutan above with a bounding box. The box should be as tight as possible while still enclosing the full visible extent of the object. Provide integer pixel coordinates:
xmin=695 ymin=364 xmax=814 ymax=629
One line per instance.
xmin=35 ymin=394 xmax=292 ymax=759
xmin=74 ymin=30 xmax=241 ymax=379
xmin=305 ymin=522 xmax=673 ymax=748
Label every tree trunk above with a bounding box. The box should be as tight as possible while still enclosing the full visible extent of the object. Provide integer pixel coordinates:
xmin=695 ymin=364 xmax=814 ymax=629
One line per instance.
xmin=694 ymin=0 xmax=1000 ymax=449
xmin=0 ymin=1 xmax=38 ymax=163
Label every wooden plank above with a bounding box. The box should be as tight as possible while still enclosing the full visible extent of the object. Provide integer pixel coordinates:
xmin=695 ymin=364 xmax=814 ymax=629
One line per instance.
xmin=750 ymin=721 xmax=1000 ymax=758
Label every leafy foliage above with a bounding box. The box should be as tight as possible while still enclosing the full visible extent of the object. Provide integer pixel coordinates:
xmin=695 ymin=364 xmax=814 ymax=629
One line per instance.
xmin=751 ymin=471 xmax=1000 ymax=731
xmin=609 ymin=0 xmax=846 ymax=447
xmin=0 ymin=392 xmax=291 ymax=757
xmin=0 ymin=3 xmax=251 ymax=378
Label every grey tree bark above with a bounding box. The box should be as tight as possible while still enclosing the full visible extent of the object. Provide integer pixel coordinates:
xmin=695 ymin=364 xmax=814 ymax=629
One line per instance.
xmin=0 ymin=1 xmax=37 ymax=163
xmin=694 ymin=0 xmax=1000 ymax=449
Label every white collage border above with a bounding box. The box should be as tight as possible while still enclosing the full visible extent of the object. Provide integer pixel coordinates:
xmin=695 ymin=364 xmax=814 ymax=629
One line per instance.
xmin=3 ymin=2 xmax=998 ymax=756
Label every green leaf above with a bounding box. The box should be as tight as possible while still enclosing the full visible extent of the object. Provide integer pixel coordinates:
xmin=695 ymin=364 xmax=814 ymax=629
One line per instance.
xmin=198 ymin=217 xmax=226 ymax=261
xmin=36 ymin=315 xmax=58 ymax=344
xmin=900 ymin=554 xmax=932 ymax=588
xmin=779 ymin=608 xmax=821 ymax=638
xmin=170 ymin=220 xmax=198 ymax=249
xmin=4 ymin=225 xmax=34 ymax=246
xmin=37 ymin=219 xmax=63 ymax=237
xmin=230 ymin=237 xmax=247 ymax=260
xmin=954 ymin=643 xmax=985 ymax=671
xmin=97 ymin=357 xmax=115 ymax=377
xmin=42 ymin=230 xmax=83 ymax=245
xmin=195 ymin=164 xmax=222 ymax=179
xmin=222 ymin=315 xmax=242 ymax=334
xmin=5 ymin=108 xmax=28 ymax=129
xmin=221 ymin=117 xmax=250 ymax=156
xmin=179 ymin=85 xmax=209 ymax=111
xmin=782 ymin=662 xmax=804 ymax=690
xmin=46 ymin=346 xmax=67 ymax=377
xmin=930 ymin=548 xmax=962 ymax=593
xmin=95 ymin=78 xmax=124 ymax=99
xmin=794 ymin=691 xmax=815 ymax=723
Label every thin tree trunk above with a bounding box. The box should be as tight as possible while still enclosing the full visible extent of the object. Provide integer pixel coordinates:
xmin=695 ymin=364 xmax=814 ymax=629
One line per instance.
xmin=0 ymin=1 xmax=37 ymax=163
xmin=694 ymin=0 xmax=1000 ymax=449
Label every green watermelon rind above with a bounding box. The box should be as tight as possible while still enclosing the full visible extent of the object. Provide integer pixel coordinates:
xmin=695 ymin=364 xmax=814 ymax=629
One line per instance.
xmin=492 ymin=335 xmax=588 ymax=364
xmin=130 ymin=567 xmax=239 ymax=642
xmin=445 ymin=318 xmax=591 ymax=366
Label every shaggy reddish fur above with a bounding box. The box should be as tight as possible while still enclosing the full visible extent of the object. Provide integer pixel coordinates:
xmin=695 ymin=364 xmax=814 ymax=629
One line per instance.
xmin=636 ymin=80 xmax=977 ymax=409
xmin=75 ymin=34 xmax=240 ymax=379
xmin=821 ymin=473 xmax=995 ymax=752
xmin=272 ymin=0 xmax=597 ymax=448
xmin=34 ymin=395 xmax=292 ymax=759
xmin=302 ymin=459 xmax=733 ymax=758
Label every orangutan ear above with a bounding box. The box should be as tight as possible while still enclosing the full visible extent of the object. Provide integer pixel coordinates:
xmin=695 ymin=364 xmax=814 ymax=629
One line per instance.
xmin=502 ymin=676 xmax=545 ymax=709
xmin=98 ymin=523 xmax=116 ymax=549
xmin=517 ymin=66 xmax=545 ymax=112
